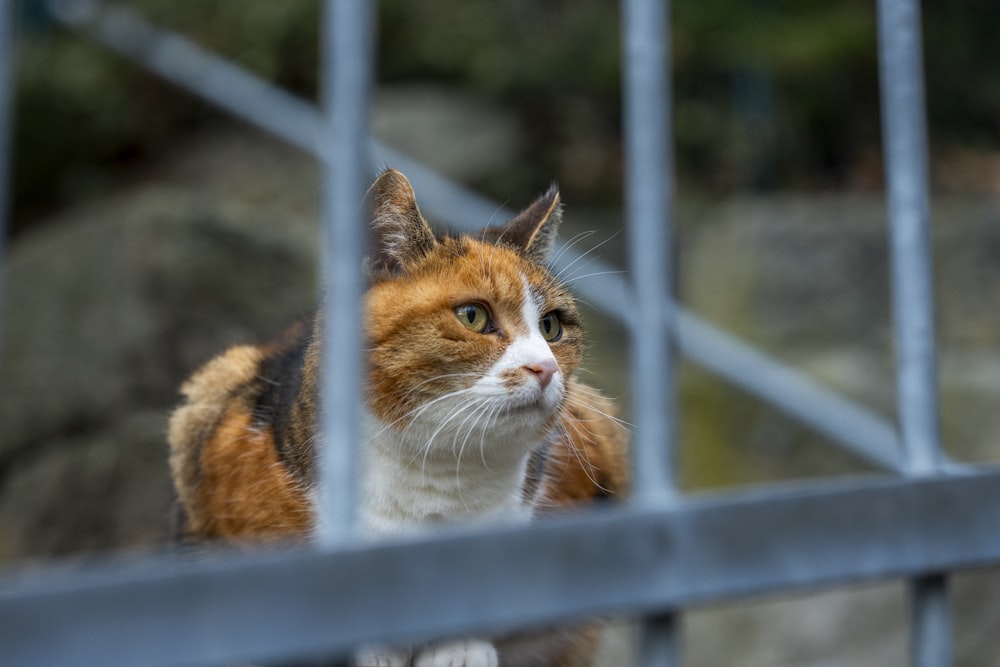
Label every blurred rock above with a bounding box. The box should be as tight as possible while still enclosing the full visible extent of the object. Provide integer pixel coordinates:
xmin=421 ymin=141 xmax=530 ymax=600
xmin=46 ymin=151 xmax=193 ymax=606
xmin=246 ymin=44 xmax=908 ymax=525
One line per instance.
xmin=0 ymin=132 xmax=319 ymax=558
xmin=678 ymin=194 xmax=1000 ymax=479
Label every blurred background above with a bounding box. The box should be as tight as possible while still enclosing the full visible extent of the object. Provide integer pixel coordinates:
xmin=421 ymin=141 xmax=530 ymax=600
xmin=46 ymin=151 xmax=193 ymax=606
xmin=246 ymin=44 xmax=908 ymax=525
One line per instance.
xmin=1 ymin=0 xmax=999 ymax=664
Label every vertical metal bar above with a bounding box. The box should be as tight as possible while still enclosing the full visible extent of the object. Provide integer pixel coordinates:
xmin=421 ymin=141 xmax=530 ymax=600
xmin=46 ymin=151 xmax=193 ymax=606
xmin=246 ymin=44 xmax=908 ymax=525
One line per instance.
xmin=0 ymin=0 xmax=14 ymax=480
xmin=639 ymin=614 xmax=682 ymax=667
xmin=911 ymin=574 xmax=951 ymax=667
xmin=876 ymin=0 xmax=950 ymax=665
xmin=316 ymin=0 xmax=373 ymax=548
xmin=623 ymin=0 xmax=677 ymax=509
xmin=877 ymin=0 xmax=942 ymax=477
xmin=623 ymin=0 xmax=681 ymax=664
xmin=0 ymin=1 xmax=13 ymax=323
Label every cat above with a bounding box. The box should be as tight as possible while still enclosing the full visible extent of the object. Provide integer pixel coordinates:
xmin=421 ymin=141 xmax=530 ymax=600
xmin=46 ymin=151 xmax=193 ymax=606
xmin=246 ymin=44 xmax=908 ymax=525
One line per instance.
xmin=168 ymin=168 xmax=629 ymax=667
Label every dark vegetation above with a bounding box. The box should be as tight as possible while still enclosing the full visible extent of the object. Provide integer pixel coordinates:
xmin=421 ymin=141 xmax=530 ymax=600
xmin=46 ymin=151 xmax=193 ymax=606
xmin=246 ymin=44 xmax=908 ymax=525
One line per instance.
xmin=11 ymin=0 xmax=1000 ymax=235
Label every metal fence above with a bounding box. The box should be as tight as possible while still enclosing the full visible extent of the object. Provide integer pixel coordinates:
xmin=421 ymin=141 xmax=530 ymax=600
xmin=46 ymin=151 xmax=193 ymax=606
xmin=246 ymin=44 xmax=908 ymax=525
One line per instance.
xmin=1 ymin=0 xmax=999 ymax=665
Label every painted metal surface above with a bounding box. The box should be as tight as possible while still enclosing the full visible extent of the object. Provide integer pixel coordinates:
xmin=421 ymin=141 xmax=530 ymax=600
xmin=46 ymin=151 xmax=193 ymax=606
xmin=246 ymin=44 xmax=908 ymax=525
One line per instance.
xmin=876 ymin=0 xmax=949 ymax=662
xmin=622 ymin=0 xmax=681 ymax=662
xmin=0 ymin=2 xmax=12 ymax=333
xmin=623 ymin=0 xmax=677 ymax=509
xmin=316 ymin=0 xmax=372 ymax=547
xmin=2 ymin=472 xmax=999 ymax=666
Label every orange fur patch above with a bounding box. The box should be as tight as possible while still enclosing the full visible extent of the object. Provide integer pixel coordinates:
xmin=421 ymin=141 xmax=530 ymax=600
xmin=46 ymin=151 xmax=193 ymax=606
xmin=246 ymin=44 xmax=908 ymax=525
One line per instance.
xmin=365 ymin=237 xmax=582 ymax=427
xmin=193 ymin=408 xmax=312 ymax=540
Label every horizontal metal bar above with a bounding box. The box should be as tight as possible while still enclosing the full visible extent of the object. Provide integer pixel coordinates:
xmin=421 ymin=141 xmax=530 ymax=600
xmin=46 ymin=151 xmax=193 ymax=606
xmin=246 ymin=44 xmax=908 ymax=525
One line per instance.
xmin=3 ymin=469 xmax=1000 ymax=667
xmin=46 ymin=2 xmax=905 ymax=470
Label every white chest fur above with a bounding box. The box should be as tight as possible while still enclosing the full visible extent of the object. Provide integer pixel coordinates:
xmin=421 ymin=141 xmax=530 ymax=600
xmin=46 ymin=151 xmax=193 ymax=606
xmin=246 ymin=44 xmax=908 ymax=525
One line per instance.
xmin=357 ymin=408 xmax=537 ymax=537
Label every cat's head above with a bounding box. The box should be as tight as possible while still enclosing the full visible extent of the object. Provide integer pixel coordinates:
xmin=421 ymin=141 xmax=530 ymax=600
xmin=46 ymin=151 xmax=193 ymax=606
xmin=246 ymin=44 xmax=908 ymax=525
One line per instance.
xmin=364 ymin=169 xmax=583 ymax=460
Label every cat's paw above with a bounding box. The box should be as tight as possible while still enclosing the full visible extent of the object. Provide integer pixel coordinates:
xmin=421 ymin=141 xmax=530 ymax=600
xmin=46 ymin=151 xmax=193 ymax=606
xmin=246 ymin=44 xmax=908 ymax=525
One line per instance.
xmin=352 ymin=645 xmax=412 ymax=667
xmin=414 ymin=639 xmax=498 ymax=667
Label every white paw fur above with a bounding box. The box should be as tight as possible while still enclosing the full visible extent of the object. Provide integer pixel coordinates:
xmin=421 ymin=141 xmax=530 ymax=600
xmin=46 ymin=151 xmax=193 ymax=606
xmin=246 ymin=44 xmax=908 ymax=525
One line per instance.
xmin=414 ymin=639 xmax=499 ymax=667
xmin=353 ymin=645 xmax=412 ymax=667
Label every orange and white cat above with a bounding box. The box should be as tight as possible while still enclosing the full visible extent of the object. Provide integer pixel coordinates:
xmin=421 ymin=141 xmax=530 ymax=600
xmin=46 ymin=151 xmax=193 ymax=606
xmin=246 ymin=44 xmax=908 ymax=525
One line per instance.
xmin=168 ymin=169 xmax=628 ymax=667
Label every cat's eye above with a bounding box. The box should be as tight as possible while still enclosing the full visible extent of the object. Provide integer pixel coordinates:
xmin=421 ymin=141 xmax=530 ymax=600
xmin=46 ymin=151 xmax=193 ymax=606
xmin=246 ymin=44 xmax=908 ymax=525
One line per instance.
xmin=539 ymin=312 xmax=562 ymax=342
xmin=455 ymin=303 xmax=490 ymax=333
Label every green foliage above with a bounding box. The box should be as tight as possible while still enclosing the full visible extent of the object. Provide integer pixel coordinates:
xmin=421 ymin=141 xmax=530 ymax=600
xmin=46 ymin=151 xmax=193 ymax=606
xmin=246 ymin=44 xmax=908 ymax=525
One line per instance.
xmin=124 ymin=0 xmax=320 ymax=93
xmin=380 ymin=1 xmax=621 ymax=95
xmin=379 ymin=0 xmax=623 ymax=200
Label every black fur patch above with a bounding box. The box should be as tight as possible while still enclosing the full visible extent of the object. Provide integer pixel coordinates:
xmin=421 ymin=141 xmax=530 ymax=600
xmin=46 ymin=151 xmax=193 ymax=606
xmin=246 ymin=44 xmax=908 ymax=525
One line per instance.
xmin=253 ymin=316 xmax=314 ymax=480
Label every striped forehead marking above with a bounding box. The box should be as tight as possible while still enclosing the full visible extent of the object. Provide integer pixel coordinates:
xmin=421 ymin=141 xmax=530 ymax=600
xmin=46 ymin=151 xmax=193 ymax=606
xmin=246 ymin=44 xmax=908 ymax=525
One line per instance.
xmin=517 ymin=275 xmax=543 ymax=338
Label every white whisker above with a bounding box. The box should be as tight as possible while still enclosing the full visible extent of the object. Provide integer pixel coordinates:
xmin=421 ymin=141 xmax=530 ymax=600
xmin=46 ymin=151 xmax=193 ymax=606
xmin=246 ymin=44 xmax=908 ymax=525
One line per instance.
xmin=553 ymin=231 xmax=622 ymax=283
xmin=549 ymin=230 xmax=597 ymax=267
xmin=562 ymin=269 xmax=627 ymax=285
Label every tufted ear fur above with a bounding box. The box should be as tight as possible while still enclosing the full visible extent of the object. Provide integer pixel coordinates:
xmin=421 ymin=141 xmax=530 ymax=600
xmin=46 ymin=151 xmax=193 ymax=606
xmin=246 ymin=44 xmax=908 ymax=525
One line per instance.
xmin=481 ymin=184 xmax=562 ymax=264
xmin=366 ymin=169 xmax=437 ymax=276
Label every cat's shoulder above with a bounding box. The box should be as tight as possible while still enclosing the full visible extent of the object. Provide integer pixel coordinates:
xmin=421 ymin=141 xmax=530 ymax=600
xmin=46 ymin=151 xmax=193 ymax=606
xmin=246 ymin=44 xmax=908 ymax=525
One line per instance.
xmin=541 ymin=379 xmax=630 ymax=508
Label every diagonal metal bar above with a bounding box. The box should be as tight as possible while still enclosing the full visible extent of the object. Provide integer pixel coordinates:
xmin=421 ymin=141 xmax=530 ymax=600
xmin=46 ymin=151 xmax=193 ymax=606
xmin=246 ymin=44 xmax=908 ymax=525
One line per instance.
xmin=2 ymin=469 xmax=1000 ymax=667
xmin=46 ymin=0 xmax=329 ymax=154
xmin=44 ymin=1 xmax=904 ymax=473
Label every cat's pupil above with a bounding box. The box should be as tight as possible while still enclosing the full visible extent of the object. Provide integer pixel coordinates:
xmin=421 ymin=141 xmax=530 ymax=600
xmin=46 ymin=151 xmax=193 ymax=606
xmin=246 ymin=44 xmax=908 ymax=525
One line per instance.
xmin=463 ymin=307 xmax=475 ymax=323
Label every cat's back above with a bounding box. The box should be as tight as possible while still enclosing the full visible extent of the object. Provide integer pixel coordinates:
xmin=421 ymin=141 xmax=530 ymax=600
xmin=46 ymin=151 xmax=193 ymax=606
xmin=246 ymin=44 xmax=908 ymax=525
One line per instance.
xmin=168 ymin=324 xmax=316 ymax=542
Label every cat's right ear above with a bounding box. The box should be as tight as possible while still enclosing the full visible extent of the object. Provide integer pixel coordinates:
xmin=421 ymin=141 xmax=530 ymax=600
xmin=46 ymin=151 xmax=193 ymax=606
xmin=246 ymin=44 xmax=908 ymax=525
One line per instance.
xmin=366 ymin=169 xmax=437 ymax=275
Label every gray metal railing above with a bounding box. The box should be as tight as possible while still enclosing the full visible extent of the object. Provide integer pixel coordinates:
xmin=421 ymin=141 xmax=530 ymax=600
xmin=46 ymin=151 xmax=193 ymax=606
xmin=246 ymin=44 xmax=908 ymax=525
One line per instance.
xmin=875 ymin=0 xmax=952 ymax=661
xmin=0 ymin=0 xmax=996 ymax=665
xmin=0 ymin=2 xmax=12 ymax=315
xmin=622 ymin=1 xmax=681 ymax=663
xmin=317 ymin=0 xmax=372 ymax=547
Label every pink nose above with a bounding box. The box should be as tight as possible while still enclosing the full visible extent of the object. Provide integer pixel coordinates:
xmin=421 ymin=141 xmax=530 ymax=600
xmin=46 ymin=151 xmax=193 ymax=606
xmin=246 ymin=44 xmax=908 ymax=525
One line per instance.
xmin=525 ymin=359 xmax=558 ymax=389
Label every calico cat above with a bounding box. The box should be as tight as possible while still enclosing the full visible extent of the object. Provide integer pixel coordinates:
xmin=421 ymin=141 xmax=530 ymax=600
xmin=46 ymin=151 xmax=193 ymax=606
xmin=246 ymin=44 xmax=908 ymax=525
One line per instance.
xmin=168 ymin=169 xmax=629 ymax=667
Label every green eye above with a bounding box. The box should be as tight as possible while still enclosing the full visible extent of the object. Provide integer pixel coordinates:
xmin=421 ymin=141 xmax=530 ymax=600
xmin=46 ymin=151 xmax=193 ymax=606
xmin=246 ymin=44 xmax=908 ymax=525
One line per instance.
xmin=456 ymin=303 xmax=489 ymax=333
xmin=539 ymin=312 xmax=562 ymax=342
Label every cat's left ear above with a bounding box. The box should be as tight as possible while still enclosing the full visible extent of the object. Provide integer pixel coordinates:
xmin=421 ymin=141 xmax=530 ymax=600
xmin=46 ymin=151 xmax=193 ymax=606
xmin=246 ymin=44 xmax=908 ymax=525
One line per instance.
xmin=493 ymin=184 xmax=562 ymax=264
xmin=366 ymin=168 xmax=437 ymax=275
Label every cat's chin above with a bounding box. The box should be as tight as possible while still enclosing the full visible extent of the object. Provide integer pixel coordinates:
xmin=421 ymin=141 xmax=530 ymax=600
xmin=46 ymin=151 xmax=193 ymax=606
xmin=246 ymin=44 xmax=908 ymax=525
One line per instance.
xmin=494 ymin=399 xmax=561 ymax=440
xmin=507 ymin=382 xmax=564 ymax=412
xmin=503 ymin=397 xmax=548 ymax=413
xmin=500 ymin=393 xmax=559 ymax=420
